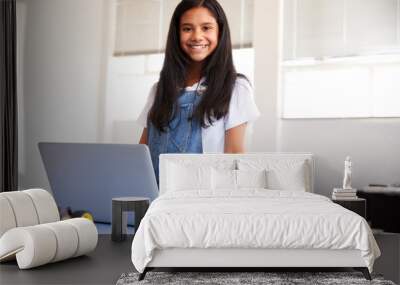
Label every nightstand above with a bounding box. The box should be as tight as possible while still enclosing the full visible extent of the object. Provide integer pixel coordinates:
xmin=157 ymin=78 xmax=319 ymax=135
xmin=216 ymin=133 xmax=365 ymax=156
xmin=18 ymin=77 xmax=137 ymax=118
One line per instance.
xmin=332 ymin=198 xmax=366 ymax=218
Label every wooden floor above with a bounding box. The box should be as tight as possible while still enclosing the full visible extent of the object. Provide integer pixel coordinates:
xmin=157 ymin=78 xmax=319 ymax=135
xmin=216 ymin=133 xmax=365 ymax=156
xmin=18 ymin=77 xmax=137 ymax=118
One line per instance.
xmin=0 ymin=235 xmax=134 ymax=285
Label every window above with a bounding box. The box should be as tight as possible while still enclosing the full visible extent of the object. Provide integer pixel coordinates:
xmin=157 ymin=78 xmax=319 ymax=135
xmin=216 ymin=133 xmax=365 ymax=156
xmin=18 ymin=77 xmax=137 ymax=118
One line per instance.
xmin=281 ymin=0 xmax=400 ymax=118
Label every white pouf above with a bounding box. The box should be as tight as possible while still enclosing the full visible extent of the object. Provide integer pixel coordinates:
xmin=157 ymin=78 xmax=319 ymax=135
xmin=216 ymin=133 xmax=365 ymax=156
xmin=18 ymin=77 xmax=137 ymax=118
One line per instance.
xmin=0 ymin=189 xmax=98 ymax=269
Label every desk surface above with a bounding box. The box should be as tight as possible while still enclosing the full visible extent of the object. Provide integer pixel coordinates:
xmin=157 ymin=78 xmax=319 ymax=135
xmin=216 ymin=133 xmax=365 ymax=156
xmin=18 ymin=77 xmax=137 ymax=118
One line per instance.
xmin=0 ymin=235 xmax=133 ymax=285
xmin=359 ymin=187 xmax=400 ymax=194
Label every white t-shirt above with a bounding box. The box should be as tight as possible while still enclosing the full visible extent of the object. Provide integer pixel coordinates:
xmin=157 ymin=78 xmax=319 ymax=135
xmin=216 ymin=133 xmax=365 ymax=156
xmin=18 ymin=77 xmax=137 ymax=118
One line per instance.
xmin=137 ymin=77 xmax=260 ymax=153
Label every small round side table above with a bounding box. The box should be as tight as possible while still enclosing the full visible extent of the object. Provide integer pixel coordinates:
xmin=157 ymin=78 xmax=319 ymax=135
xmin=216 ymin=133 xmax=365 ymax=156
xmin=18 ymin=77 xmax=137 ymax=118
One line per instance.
xmin=111 ymin=197 xmax=149 ymax=242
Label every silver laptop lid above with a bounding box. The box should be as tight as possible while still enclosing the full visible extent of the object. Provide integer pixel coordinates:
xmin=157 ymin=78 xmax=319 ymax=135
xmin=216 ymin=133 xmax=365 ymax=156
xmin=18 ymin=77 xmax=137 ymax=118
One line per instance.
xmin=39 ymin=143 xmax=158 ymax=223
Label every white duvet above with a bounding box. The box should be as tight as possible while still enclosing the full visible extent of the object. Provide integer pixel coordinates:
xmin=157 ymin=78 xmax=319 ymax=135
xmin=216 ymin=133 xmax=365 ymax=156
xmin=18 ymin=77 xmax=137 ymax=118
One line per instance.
xmin=131 ymin=190 xmax=380 ymax=273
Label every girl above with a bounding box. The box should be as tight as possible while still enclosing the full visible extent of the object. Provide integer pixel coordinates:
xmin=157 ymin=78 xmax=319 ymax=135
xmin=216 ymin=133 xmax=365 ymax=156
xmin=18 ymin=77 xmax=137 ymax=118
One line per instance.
xmin=138 ymin=0 xmax=260 ymax=181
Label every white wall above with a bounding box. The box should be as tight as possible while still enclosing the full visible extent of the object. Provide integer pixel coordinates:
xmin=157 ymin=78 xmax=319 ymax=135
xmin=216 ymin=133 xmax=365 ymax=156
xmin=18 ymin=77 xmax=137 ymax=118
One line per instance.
xmin=252 ymin=0 xmax=281 ymax=152
xmin=18 ymin=0 xmax=107 ymax=189
xmin=252 ymin=0 xmax=400 ymax=197
xmin=278 ymin=119 xmax=400 ymax=196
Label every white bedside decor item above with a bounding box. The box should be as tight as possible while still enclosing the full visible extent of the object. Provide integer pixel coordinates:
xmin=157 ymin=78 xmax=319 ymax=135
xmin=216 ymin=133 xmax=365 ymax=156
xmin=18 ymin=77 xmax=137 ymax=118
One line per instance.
xmin=332 ymin=156 xmax=358 ymax=200
xmin=0 ymin=189 xmax=98 ymax=269
xmin=343 ymin=156 xmax=353 ymax=190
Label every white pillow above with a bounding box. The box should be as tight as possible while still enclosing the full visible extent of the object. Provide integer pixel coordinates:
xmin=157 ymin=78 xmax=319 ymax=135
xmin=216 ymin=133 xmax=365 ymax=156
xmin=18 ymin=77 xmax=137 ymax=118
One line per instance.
xmin=167 ymin=162 xmax=212 ymax=191
xmin=211 ymin=168 xmax=236 ymax=190
xmin=236 ymin=169 xmax=268 ymax=189
xmin=266 ymin=162 xmax=306 ymax=191
xmin=237 ymin=159 xmax=308 ymax=191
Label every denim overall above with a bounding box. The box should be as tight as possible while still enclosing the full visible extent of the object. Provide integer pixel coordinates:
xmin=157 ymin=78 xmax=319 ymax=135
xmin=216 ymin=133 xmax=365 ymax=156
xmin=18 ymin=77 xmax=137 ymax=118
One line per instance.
xmin=148 ymin=89 xmax=203 ymax=184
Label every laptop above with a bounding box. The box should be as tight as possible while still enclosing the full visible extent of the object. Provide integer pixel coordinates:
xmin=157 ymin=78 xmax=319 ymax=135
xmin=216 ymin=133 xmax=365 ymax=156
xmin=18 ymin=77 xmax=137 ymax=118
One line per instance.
xmin=39 ymin=143 xmax=159 ymax=224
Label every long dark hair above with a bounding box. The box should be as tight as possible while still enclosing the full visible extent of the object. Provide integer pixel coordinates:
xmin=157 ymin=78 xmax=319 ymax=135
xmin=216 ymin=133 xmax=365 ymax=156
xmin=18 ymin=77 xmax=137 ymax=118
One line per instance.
xmin=148 ymin=0 xmax=240 ymax=132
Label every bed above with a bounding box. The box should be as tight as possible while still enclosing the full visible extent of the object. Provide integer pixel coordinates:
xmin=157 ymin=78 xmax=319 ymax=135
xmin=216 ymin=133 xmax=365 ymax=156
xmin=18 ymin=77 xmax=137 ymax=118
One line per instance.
xmin=131 ymin=153 xmax=380 ymax=280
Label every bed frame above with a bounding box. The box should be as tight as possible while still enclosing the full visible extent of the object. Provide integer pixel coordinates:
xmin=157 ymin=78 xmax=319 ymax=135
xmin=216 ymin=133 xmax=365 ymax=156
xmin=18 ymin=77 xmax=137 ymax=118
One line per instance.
xmin=138 ymin=153 xmax=372 ymax=281
xmin=139 ymin=248 xmax=370 ymax=280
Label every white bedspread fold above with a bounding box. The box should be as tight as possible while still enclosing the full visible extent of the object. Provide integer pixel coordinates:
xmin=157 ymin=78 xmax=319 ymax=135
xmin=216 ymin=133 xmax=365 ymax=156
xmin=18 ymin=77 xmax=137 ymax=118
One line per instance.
xmin=131 ymin=190 xmax=380 ymax=273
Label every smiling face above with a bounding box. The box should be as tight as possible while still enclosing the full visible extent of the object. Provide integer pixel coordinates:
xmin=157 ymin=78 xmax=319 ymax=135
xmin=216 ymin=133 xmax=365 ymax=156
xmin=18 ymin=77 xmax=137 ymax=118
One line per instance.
xmin=179 ymin=7 xmax=219 ymax=64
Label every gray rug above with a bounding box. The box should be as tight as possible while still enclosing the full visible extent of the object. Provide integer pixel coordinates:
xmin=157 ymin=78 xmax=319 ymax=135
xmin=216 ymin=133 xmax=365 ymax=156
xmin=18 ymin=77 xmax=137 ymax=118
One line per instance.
xmin=116 ymin=271 xmax=396 ymax=285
